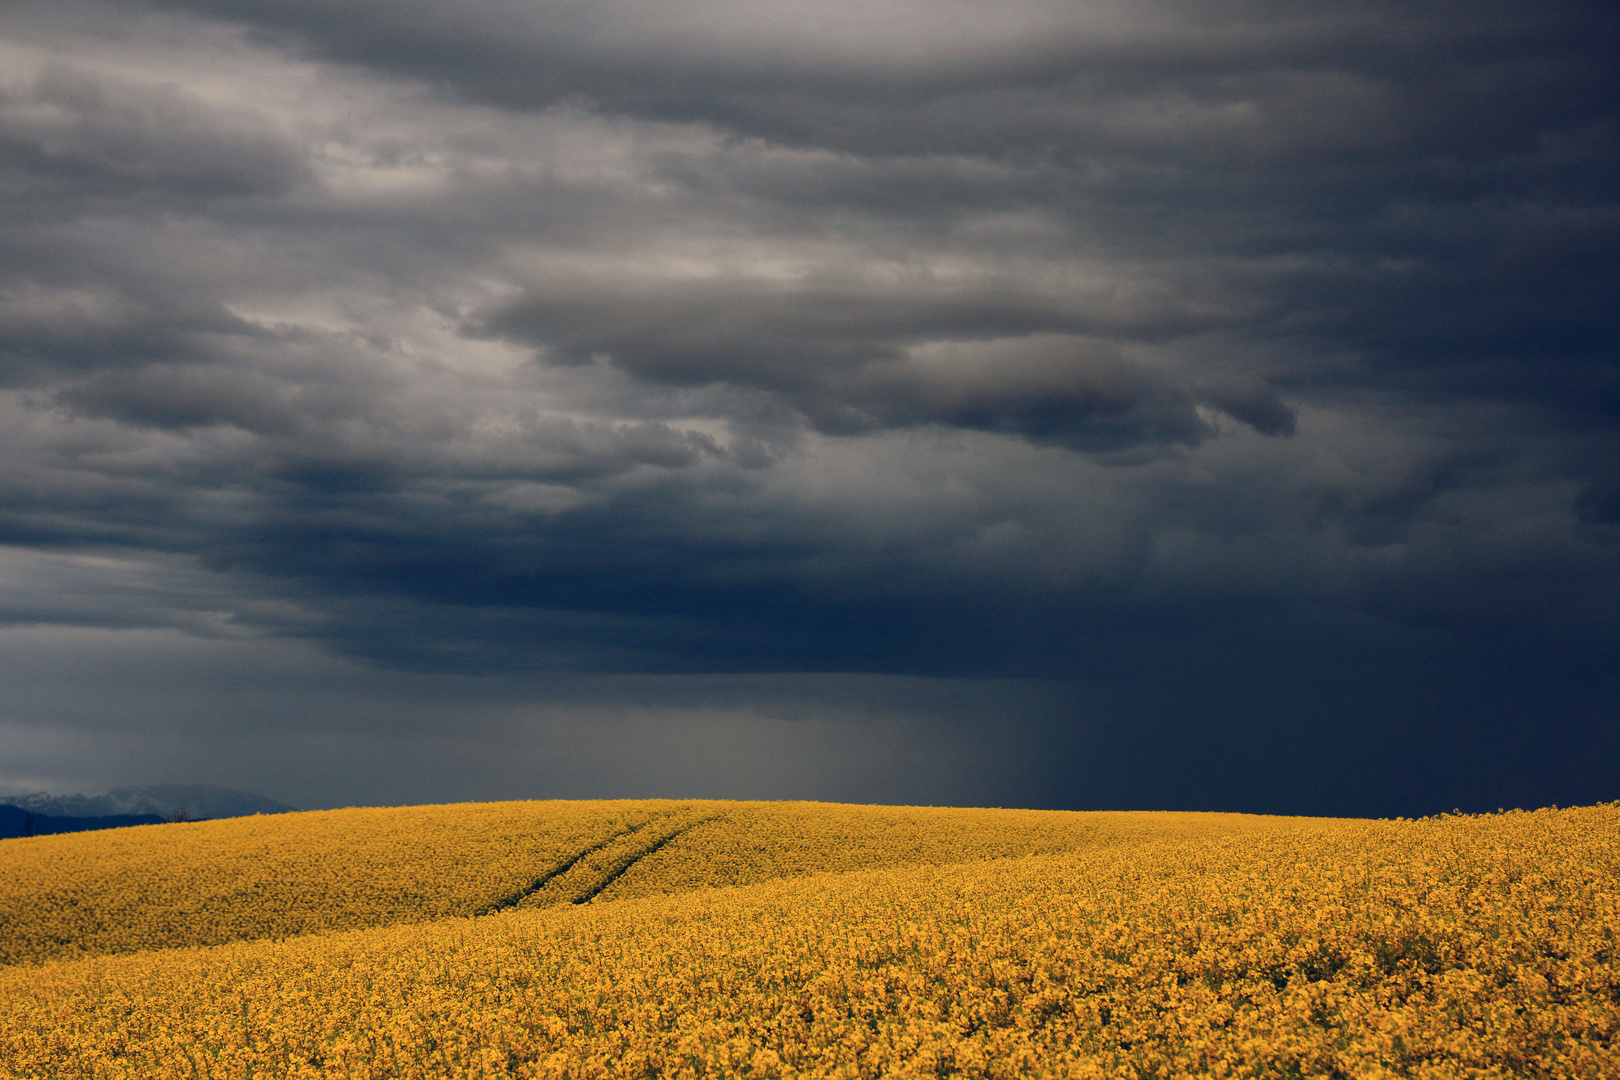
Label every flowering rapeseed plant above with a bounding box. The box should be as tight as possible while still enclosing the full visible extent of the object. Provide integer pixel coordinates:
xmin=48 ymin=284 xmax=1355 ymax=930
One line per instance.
xmin=1 ymin=801 xmax=1613 ymax=1077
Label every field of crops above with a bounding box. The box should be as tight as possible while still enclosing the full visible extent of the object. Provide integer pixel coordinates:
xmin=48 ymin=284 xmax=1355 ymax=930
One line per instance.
xmin=2 ymin=800 xmax=1616 ymax=1078
xmin=0 ymin=799 xmax=1295 ymax=966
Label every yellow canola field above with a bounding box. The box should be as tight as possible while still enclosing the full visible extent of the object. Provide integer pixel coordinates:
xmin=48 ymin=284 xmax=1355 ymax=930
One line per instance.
xmin=2 ymin=804 xmax=1615 ymax=1079
xmin=0 ymin=799 xmax=675 ymax=966
xmin=581 ymin=804 xmax=1290 ymax=906
xmin=0 ymin=800 xmax=1298 ymax=966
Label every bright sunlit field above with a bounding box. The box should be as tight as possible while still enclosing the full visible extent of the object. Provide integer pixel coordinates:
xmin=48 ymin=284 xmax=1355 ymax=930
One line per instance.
xmin=1 ymin=800 xmax=1615 ymax=1078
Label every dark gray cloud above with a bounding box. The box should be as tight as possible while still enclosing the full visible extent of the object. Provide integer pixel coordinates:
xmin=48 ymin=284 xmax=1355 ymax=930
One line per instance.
xmin=0 ymin=0 xmax=1615 ymax=814
xmin=0 ymin=62 xmax=308 ymax=201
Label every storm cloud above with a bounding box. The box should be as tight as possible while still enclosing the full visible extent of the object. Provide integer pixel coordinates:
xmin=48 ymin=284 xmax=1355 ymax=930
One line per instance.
xmin=0 ymin=0 xmax=1615 ymax=815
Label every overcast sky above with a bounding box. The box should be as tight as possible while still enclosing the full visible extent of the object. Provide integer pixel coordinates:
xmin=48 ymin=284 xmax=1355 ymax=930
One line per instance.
xmin=0 ymin=0 xmax=1615 ymax=816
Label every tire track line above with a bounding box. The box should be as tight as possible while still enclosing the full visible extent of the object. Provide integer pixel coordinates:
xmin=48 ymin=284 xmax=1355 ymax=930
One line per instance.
xmin=570 ymin=816 xmax=719 ymax=905
xmin=476 ymin=822 xmax=649 ymax=915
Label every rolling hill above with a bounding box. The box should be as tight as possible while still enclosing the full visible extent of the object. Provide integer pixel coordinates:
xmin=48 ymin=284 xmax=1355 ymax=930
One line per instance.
xmin=1 ymin=800 xmax=1615 ymax=1078
xmin=0 ymin=799 xmax=1298 ymax=966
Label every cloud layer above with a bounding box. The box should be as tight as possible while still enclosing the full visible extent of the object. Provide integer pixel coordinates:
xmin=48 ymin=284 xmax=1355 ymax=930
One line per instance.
xmin=0 ymin=0 xmax=1615 ymax=812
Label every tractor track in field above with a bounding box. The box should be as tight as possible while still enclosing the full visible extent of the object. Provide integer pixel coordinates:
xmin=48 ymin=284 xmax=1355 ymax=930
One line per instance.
xmin=570 ymin=816 xmax=719 ymax=905
xmin=476 ymin=822 xmax=649 ymax=915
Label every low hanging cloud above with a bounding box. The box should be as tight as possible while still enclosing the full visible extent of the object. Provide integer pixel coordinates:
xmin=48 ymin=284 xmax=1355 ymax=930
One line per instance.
xmin=0 ymin=63 xmax=308 ymax=201
xmin=57 ymin=365 xmax=301 ymax=434
xmin=482 ymin=287 xmax=1287 ymax=452
xmin=836 ymin=335 xmax=1210 ymax=451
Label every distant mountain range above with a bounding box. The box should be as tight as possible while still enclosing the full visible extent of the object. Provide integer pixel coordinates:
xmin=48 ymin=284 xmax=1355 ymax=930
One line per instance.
xmin=4 ymin=784 xmax=297 ymax=822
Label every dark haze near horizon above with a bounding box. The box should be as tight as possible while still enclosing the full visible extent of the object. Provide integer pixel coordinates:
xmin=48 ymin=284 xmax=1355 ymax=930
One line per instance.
xmin=0 ymin=0 xmax=1615 ymax=817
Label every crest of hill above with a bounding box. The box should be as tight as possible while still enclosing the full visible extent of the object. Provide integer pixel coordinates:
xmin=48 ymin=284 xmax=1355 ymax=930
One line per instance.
xmin=0 ymin=799 xmax=1315 ymax=967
